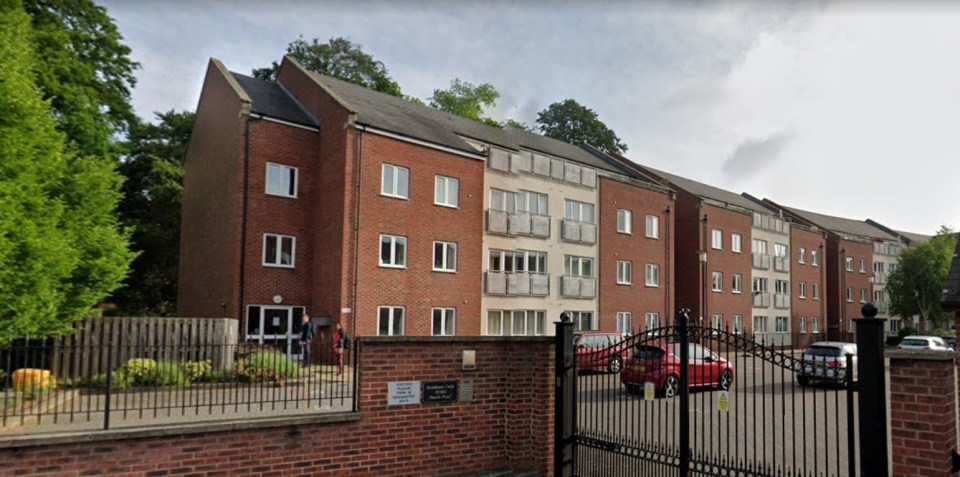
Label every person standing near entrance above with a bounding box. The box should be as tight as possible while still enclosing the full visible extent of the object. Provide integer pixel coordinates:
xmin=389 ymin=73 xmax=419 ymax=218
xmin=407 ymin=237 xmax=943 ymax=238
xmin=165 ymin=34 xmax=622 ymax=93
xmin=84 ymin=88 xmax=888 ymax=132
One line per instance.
xmin=333 ymin=322 xmax=346 ymax=375
xmin=299 ymin=313 xmax=315 ymax=367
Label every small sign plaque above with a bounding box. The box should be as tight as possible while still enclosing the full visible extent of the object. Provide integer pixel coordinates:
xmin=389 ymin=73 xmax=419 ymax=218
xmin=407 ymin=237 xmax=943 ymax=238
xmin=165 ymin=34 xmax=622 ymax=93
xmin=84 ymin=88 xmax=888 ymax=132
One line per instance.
xmin=717 ymin=391 xmax=730 ymax=412
xmin=644 ymin=382 xmax=655 ymax=401
xmin=423 ymin=380 xmax=458 ymax=403
xmin=460 ymin=379 xmax=474 ymax=402
xmin=387 ymin=381 xmax=420 ymax=406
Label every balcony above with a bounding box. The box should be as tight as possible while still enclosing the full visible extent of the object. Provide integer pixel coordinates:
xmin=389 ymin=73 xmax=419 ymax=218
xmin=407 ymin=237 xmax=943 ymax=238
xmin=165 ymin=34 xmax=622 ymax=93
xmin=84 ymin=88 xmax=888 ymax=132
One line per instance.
xmin=752 ymin=292 xmax=771 ymax=308
xmin=486 ymin=210 xmax=551 ymax=238
xmin=484 ymin=271 xmax=550 ymax=296
xmin=874 ymin=272 xmax=887 ymax=285
xmin=561 ymin=219 xmax=597 ymax=244
xmin=560 ymin=276 xmax=596 ymax=299
xmin=773 ymin=256 xmax=790 ymax=273
xmin=774 ymin=294 xmax=790 ymax=309
xmin=875 ymin=300 xmax=890 ymax=314
xmin=752 ymin=253 xmax=771 ymax=270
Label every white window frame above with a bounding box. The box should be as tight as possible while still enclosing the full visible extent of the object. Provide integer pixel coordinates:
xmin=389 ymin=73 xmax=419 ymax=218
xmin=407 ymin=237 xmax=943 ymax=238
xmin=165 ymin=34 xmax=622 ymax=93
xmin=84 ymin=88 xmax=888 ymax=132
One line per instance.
xmin=733 ymin=315 xmax=743 ymax=334
xmin=645 ymin=263 xmax=660 ymax=287
xmin=646 ymin=215 xmax=660 ymax=239
xmin=712 ymin=229 xmax=723 ymax=250
xmin=617 ymin=209 xmax=632 ymax=234
xmin=490 ymin=250 xmax=548 ymax=274
xmin=812 ymin=283 xmax=820 ymax=300
xmin=432 ymin=308 xmax=456 ymax=336
xmin=564 ymin=255 xmax=594 ymax=278
xmin=616 ymin=312 xmax=632 ymax=334
xmin=859 ymin=258 xmax=866 ymax=273
xmin=564 ymin=200 xmax=595 ymax=223
xmin=800 ymin=316 xmax=807 ymax=334
xmin=731 ymin=233 xmax=742 ymax=253
xmin=490 ymin=188 xmax=517 ymax=213
xmin=754 ymin=316 xmax=768 ymax=334
xmin=379 ymin=235 xmax=408 ymax=268
xmin=377 ymin=306 xmax=405 ymax=336
xmin=262 ymin=233 xmax=296 ymax=268
xmin=487 ymin=310 xmax=504 ymax=336
xmin=812 ymin=317 xmax=821 ymax=334
xmin=433 ymin=241 xmax=458 ymax=273
xmin=799 ymin=282 xmax=807 ymax=299
xmin=265 ymin=162 xmax=298 ymax=198
xmin=860 ymin=288 xmax=867 ymax=303
xmin=732 ymin=274 xmax=742 ymax=294
xmin=846 ymin=287 xmax=854 ymax=302
xmin=517 ymin=190 xmax=548 ymax=215
xmin=434 ymin=175 xmax=459 ymax=208
xmin=570 ymin=311 xmax=595 ymax=331
xmin=775 ymin=279 xmax=789 ymax=295
xmin=616 ymin=260 xmax=633 ymax=285
xmin=845 ymin=257 xmax=854 ymax=272
xmin=381 ymin=164 xmax=409 ymax=199
xmin=644 ymin=312 xmax=660 ymax=331
xmin=798 ymin=247 xmax=806 ymax=264
xmin=811 ymin=250 xmax=820 ymax=266
xmin=712 ymin=271 xmax=723 ymax=292
xmin=711 ymin=314 xmax=723 ymax=330
xmin=775 ymin=316 xmax=789 ymax=333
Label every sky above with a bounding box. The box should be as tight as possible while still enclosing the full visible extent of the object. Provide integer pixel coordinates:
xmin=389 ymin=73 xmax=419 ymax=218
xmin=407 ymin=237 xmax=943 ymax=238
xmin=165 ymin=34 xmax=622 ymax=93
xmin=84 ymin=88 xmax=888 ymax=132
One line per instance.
xmin=100 ymin=0 xmax=960 ymax=234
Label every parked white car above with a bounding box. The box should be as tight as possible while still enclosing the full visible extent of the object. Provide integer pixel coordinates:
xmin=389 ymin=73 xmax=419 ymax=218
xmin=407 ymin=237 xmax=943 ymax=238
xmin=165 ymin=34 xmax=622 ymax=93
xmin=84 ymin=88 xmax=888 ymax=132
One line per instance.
xmin=897 ymin=336 xmax=955 ymax=352
xmin=796 ymin=342 xmax=857 ymax=387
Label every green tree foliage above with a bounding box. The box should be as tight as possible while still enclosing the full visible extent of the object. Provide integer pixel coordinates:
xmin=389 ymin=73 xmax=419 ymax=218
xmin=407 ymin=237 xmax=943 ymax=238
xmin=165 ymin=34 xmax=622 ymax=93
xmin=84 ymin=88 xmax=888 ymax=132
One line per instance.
xmin=535 ymin=99 xmax=628 ymax=155
xmin=23 ymin=0 xmax=139 ymax=158
xmin=502 ymin=118 xmax=532 ymax=131
xmin=887 ymin=226 xmax=958 ymax=328
xmin=429 ymin=78 xmax=500 ymax=125
xmin=0 ymin=1 xmax=133 ymax=340
xmin=253 ymin=36 xmax=403 ymax=97
xmin=113 ymin=110 xmax=196 ymax=316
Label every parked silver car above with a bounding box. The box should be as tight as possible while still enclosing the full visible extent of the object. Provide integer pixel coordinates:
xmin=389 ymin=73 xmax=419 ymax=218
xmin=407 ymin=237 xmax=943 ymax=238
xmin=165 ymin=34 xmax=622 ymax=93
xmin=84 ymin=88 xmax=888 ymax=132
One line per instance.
xmin=897 ymin=335 xmax=954 ymax=352
xmin=796 ymin=342 xmax=857 ymax=387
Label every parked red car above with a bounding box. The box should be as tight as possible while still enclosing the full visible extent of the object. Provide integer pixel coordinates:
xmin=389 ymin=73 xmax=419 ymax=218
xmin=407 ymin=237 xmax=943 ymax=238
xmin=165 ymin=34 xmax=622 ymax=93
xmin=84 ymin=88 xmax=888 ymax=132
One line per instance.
xmin=574 ymin=332 xmax=629 ymax=373
xmin=620 ymin=343 xmax=734 ymax=397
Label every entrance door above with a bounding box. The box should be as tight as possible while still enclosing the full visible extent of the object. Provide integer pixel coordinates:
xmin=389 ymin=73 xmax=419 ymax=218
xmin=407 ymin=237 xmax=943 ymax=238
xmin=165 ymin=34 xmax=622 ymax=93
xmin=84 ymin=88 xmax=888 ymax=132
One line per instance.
xmin=245 ymin=306 xmax=305 ymax=357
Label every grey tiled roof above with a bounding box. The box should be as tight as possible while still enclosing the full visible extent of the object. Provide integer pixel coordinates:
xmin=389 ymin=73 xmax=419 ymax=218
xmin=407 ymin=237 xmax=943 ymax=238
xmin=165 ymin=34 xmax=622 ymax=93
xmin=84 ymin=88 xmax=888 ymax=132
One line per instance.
xmin=231 ymin=72 xmax=318 ymax=127
xmin=896 ymin=230 xmax=933 ymax=244
xmin=780 ymin=206 xmax=899 ymax=241
xmin=305 ymin=72 xmax=629 ymax=175
xmin=635 ymin=165 xmax=772 ymax=214
xmin=943 ymin=236 xmax=960 ymax=306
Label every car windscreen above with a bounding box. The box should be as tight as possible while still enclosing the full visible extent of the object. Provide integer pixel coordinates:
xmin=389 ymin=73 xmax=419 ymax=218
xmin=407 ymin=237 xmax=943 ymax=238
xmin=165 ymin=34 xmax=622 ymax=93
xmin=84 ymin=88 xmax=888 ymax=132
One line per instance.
xmin=804 ymin=346 xmax=842 ymax=357
xmin=634 ymin=345 xmax=665 ymax=360
xmin=900 ymin=339 xmax=928 ymax=347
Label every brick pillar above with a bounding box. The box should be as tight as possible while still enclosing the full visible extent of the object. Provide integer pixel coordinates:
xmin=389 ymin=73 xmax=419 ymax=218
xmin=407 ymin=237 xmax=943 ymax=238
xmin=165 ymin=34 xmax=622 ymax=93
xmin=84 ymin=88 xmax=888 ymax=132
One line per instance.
xmin=888 ymin=349 xmax=958 ymax=477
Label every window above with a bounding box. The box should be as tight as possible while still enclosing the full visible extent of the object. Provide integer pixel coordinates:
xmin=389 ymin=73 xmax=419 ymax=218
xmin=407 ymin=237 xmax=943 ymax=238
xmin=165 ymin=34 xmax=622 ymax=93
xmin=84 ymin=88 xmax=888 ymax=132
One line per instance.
xmin=517 ymin=190 xmax=548 ymax=215
xmin=433 ymin=241 xmax=457 ymax=272
xmin=860 ymin=288 xmax=867 ymax=303
xmin=752 ymin=239 xmax=768 ymax=255
xmin=616 ymin=312 xmax=632 ymax=334
xmin=859 ymin=258 xmax=866 ymax=273
xmin=733 ymin=315 xmax=743 ymax=334
xmin=432 ymin=308 xmax=456 ymax=336
xmin=712 ymin=229 xmax=723 ymax=250
xmin=845 ymin=257 xmax=854 ymax=272
xmin=731 ymin=233 xmax=742 ymax=253
xmin=570 ymin=311 xmax=594 ymax=331
xmin=812 ymin=250 xmax=820 ymax=266
xmin=490 ymin=250 xmax=547 ymax=274
xmin=378 ymin=306 xmax=405 ymax=336
xmin=874 ymin=290 xmax=884 ymax=302
xmin=752 ymin=277 xmax=768 ymax=293
xmin=732 ymin=274 xmax=743 ymax=294
xmin=564 ymin=200 xmax=595 ymax=223
xmin=812 ymin=317 xmax=821 ymax=333
xmin=616 ymin=261 xmax=632 ymax=285
xmin=753 ymin=316 xmax=768 ymax=333
xmin=799 ymin=282 xmax=807 ymax=299
xmin=487 ymin=310 xmax=504 ymax=335
xmin=381 ymin=164 xmax=409 ymax=199
xmin=645 ymin=264 xmax=660 ymax=287
xmin=800 ymin=317 xmax=807 ymax=333
xmin=775 ymin=316 xmax=789 ymax=333
xmin=812 ymin=283 xmax=820 ymax=300
xmin=490 ymin=189 xmax=517 ymax=213
xmin=617 ymin=209 xmax=632 ymax=234
xmin=874 ymin=262 xmax=885 ymax=273
xmin=265 ymin=163 xmax=297 ymax=198
xmin=644 ymin=312 xmax=660 ymax=331
xmin=486 ymin=310 xmax=546 ymax=336
xmin=379 ymin=235 xmax=407 ymax=268
xmin=646 ymin=215 xmax=660 ymax=239
xmin=798 ymin=247 xmax=806 ymax=264
xmin=774 ymin=243 xmax=788 ymax=258
xmin=712 ymin=271 xmax=723 ymax=292
xmin=434 ymin=176 xmax=459 ymax=207
xmin=846 ymin=287 xmax=854 ymax=302
xmin=711 ymin=314 xmax=723 ymax=330
xmin=775 ymin=279 xmax=789 ymax=295
xmin=889 ymin=263 xmax=897 ymax=272
xmin=564 ymin=256 xmax=594 ymax=277
xmin=262 ymin=234 xmax=295 ymax=268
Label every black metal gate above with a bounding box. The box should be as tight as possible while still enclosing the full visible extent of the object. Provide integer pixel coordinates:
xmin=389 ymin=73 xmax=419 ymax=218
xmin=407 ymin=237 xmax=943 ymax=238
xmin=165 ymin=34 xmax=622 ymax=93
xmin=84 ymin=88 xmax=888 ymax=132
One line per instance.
xmin=554 ymin=307 xmax=888 ymax=477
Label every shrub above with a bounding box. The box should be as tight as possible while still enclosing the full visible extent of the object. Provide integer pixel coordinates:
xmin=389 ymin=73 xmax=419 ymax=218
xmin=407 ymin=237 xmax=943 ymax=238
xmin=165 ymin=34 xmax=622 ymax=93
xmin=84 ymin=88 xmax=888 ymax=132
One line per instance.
xmin=199 ymin=369 xmax=237 ymax=384
xmin=181 ymin=360 xmax=212 ymax=382
xmin=90 ymin=370 xmax=133 ymax=391
xmin=122 ymin=358 xmax=157 ymax=382
xmin=148 ymin=361 xmax=190 ymax=386
xmin=235 ymin=351 xmax=300 ymax=383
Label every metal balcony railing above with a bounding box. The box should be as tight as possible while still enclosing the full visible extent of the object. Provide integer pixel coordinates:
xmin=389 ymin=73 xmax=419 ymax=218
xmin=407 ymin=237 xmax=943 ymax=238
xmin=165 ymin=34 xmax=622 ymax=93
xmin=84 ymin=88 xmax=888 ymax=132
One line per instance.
xmin=875 ymin=300 xmax=890 ymax=314
xmin=486 ymin=210 xmax=551 ymax=238
xmin=752 ymin=253 xmax=771 ymax=270
xmin=484 ymin=271 xmax=551 ymax=296
xmin=874 ymin=272 xmax=887 ymax=285
xmin=774 ymin=293 xmax=790 ymax=309
xmin=773 ymin=256 xmax=790 ymax=273
xmin=560 ymin=276 xmax=597 ymax=299
xmin=752 ymin=292 xmax=771 ymax=308
xmin=560 ymin=219 xmax=597 ymax=244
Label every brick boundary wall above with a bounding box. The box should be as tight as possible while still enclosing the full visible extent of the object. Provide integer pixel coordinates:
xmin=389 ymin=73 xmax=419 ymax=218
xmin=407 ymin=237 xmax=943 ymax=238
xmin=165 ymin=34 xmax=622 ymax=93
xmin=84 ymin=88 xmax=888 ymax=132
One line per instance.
xmin=0 ymin=337 xmax=555 ymax=477
xmin=888 ymin=349 xmax=958 ymax=477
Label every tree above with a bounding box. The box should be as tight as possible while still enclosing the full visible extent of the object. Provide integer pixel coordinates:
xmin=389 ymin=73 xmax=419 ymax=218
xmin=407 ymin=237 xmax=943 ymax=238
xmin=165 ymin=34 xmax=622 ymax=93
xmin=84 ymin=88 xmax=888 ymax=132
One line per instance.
xmin=0 ymin=1 xmax=133 ymax=340
xmin=113 ymin=110 xmax=196 ymax=316
xmin=254 ymin=36 xmax=403 ymax=97
xmin=502 ymin=118 xmax=532 ymax=131
xmin=886 ymin=226 xmax=958 ymax=328
xmin=429 ymin=78 xmax=500 ymax=126
xmin=535 ymin=99 xmax=628 ymax=155
xmin=24 ymin=0 xmax=139 ymax=158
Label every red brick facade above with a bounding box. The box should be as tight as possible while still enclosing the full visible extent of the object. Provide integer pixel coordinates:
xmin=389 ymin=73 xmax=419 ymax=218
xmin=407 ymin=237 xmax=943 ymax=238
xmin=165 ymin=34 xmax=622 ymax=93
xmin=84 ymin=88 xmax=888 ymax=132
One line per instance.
xmin=598 ymin=176 xmax=675 ymax=333
xmin=0 ymin=338 xmax=555 ymax=477
xmin=826 ymin=236 xmax=873 ymax=340
xmin=790 ymin=226 xmax=827 ymax=348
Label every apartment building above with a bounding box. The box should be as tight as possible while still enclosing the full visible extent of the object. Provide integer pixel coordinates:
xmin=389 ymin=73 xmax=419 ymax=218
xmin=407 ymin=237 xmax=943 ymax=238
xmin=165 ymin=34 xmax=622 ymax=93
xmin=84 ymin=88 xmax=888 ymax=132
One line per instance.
xmin=866 ymin=220 xmax=933 ymax=332
xmin=178 ymin=56 xmax=674 ymax=340
xmin=787 ymin=223 xmax=828 ymax=348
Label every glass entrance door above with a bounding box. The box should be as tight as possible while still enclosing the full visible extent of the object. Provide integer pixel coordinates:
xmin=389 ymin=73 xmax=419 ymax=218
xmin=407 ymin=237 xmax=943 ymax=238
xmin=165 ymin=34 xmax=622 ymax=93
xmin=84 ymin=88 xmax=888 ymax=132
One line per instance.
xmin=245 ymin=306 xmax=305 ymax=357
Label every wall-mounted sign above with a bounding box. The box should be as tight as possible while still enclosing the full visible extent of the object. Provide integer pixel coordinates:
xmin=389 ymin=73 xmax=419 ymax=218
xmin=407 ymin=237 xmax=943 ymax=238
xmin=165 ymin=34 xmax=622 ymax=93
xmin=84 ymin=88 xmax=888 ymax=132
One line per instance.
xmin=387 ymin=381 xmax=420 ymax=406
xmin=341 ymin=307 xmax=352 ymax=314
xmin=422 ymin=380 xmax=458 ymax=403
xmin=459 ymin=379 xmax=474 ymax=402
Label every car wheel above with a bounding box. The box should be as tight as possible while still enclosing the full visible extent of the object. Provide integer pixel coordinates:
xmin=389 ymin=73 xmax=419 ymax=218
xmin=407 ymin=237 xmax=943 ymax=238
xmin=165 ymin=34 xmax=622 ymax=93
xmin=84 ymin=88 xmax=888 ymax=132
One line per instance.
xmin=608 ymin=356 xmax=623 ymax=374
xmin=797 ymin=376 xmax=810 ymax=387
xmin=718 ymin=369 xmax=733 ymax=390
xmin=662 ymin=375 xmax=680 ymax=398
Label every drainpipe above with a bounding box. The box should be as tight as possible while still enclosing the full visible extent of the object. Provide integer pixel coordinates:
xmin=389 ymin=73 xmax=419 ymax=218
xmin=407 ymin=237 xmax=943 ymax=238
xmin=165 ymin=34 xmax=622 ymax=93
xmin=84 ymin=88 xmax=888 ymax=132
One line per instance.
xmin=238 ymin=115 xmax=258 ymax=326
xmin=351 ymin=127 xmax=364 ymax=337
xmin=664 ymin=204 xmax=672 ymax=323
